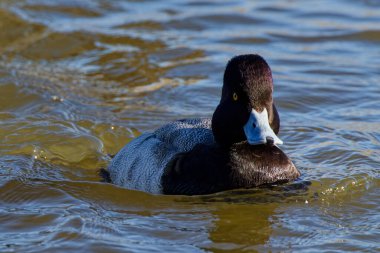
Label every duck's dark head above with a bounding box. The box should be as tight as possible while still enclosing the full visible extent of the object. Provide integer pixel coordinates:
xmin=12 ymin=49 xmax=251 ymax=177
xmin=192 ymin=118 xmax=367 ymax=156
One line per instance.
xmin=212 ymin=54 xmax=282 ymax=147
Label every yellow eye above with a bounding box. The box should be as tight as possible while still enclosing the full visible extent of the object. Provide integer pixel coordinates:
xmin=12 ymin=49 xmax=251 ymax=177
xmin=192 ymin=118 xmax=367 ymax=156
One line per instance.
xmin=233 ymin=92 xmax=238 ymax=101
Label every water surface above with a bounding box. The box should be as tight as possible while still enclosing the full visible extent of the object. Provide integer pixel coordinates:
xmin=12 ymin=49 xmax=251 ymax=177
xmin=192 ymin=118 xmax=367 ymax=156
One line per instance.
xmin=0 ymin=0 xmax=379 ymax=252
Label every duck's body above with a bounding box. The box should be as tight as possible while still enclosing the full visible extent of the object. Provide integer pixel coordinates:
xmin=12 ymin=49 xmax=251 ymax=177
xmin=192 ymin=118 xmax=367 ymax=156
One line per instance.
xmin=109 ymin=118 xmax=214 ymax=194
xmin=105 ymin=54 xmax=300 ymax=195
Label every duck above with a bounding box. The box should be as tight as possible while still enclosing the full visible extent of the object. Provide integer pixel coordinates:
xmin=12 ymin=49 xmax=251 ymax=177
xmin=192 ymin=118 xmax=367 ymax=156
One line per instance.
xmin=102 ymin=54 xmax=300 ymax=195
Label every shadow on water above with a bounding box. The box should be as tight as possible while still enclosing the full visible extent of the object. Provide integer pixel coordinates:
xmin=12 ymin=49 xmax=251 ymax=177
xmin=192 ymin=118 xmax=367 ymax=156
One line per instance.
xmin=0 ymin=152 xmax=311 ymax=252
xmin=55 ymin=179 xmax=313 ymax=252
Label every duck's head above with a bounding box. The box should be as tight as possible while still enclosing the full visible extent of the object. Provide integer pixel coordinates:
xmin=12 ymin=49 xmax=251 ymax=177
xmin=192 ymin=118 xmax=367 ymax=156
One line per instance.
xmin=212 ymin=54 xmax=282 ymax=147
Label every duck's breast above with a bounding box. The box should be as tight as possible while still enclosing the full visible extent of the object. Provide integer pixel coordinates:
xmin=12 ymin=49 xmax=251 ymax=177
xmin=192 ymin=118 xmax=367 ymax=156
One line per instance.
xmin=229 ymin=143 xmax=300 ymax=188
xmin=108 ymin=118 xmax=214 ymax=193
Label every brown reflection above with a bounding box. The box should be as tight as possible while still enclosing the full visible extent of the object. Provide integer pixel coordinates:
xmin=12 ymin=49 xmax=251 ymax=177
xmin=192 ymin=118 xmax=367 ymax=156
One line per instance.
xmin=0 ymin=9 xmax=45 ymax=56
xmin=0 ymin=4 xmax=207 ymax=110
xmin=187 ymin=184 xmax=310 ymax=251
xmin=169 ymin=191 xmax=281 ymax=251
xmin=21 ymin=32 xmax=97 ymax=60
xmin=22 ymin=4 xmax=101 ymax=18
xmin=207 ymin=202 xmax=277 ymax=251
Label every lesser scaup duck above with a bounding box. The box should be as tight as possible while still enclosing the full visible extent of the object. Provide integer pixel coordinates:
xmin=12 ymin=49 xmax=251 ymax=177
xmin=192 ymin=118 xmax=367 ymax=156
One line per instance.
xmin=103 ymin=54 xmax=300 ymax=195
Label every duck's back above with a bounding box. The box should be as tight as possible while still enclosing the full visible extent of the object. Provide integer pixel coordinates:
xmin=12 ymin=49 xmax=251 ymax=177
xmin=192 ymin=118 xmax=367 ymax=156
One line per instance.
xmin=108 ymin=118 xmax=214 ymax=193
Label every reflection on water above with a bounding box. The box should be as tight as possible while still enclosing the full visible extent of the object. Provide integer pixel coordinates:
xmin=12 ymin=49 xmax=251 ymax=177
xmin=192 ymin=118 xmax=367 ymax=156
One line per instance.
xmin=0 ymin=0 xmax=379 ymax=252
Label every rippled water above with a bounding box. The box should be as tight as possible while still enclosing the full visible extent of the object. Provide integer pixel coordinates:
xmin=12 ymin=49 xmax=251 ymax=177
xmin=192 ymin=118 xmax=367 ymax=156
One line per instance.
xmin=0 ymin=0 xmax=379 ymax=252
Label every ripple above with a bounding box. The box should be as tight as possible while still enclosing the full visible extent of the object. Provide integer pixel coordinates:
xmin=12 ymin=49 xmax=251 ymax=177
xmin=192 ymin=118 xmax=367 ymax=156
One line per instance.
xmin=0 ymin=8 xmax=46 ymax=55
xmin=21 ymin=32 xmax=97 ymax=60
xmin=23 ymin=3 xmax=102 ymax=18
xmin=270 ymin=30 xmax=380 ymax=44
xmin=219 ymin=36 xmax=270 ymax=45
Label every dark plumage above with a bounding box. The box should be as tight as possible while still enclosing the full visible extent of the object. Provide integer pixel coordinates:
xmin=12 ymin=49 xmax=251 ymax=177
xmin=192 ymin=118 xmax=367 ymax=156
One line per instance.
xmin=162 ymin=142 xmax=299 ymax=195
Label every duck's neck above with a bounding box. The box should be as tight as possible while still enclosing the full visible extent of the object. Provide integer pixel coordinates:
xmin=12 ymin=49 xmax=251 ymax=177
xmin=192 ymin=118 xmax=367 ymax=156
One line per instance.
xmin=211 ymin=102 xmax=248 ymax=147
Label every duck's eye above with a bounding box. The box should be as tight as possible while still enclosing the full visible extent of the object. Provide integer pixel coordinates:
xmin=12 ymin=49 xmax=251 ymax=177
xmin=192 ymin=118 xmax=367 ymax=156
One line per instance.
xmin=232 ymin=92 xmax=238 ymax=101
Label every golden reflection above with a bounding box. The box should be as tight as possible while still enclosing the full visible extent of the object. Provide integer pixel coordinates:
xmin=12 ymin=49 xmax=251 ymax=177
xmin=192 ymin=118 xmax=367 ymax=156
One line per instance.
xmin=0 ymin=9 xmax=45 ymax=56
xmin=206 ymin=202 xmax=277 ymax=251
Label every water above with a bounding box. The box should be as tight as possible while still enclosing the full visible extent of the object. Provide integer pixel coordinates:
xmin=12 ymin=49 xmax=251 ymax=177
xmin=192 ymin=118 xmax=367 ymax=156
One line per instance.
xmin=0 ymin=0 xmax=379 ymax=252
